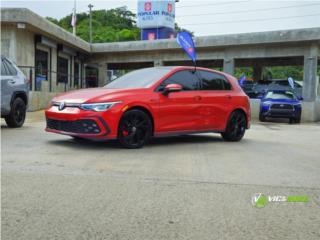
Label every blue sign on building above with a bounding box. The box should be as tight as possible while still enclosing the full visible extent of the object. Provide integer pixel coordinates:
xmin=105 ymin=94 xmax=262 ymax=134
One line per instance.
xmin=137 ymin=0 xmax=176 ymax=40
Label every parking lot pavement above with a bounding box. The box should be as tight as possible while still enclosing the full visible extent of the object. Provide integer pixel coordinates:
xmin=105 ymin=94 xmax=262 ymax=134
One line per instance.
xmin=1 ymin=111 xmax=320 ymax=240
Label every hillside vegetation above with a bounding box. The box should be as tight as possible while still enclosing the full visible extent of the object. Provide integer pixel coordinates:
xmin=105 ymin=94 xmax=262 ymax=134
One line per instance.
xmin=46 ymin=7 xmax=190 ymax=43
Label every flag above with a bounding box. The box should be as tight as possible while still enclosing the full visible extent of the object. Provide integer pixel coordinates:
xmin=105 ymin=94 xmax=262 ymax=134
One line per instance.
xmin=288 ymin=77 xmax=294 ymax=89
xmin=239 ymin=75 xmax=246 ymax=87
xmin=176 ymin=32 xmax=197 ymax=64
xmin=71 ymin=9 xmax=77 ymax=27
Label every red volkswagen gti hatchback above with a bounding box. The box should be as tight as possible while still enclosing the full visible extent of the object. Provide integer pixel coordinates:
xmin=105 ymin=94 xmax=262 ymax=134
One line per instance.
xmin=45 ymin=66 xmax=250 ymax=148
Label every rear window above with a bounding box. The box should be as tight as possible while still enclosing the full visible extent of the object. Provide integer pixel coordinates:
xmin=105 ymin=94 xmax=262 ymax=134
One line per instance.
xmin=199 ymin=71 xmax=232 ymax=90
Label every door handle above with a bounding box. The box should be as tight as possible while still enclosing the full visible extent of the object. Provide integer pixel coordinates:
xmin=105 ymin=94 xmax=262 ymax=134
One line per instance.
xmin=9 ymin=79 xmax=16 ymax=84
xmin=194 ymin=96 xmax=202 ymax=101
xmin=226 ymin=95 xmax=232 ymax=99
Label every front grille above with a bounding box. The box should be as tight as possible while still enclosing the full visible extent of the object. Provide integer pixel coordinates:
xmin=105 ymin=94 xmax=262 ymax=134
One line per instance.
xmin=270 ymin=104 xmax=293 ymax=110
xmin=47 ymin=119 xmax=101 ymax=134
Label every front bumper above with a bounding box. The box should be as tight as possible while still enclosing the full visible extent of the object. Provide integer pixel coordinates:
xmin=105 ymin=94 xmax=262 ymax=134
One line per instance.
xmin=261 ymin=109 xmax=301 ymax=119
xmin=45 ymin=105 xmax=121 ymax=139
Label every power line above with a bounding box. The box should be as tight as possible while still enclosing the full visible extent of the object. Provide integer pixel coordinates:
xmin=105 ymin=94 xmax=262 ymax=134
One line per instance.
xmin=179 ymin=0 xmax=251 ymax=9
xmin=182 ymin=13 xmax=320 ymax=26
xmin=177 ymin=3 xmax=320 ymax=18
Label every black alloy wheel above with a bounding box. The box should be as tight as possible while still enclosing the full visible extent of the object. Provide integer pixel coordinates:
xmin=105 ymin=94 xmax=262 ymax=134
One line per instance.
xmin=118 ymin=109 xmax=152 ymax=149
xmin=5 ymin=97 xmax=26 ymax=128
xmin=221 ymin=110 xmax=247 ymax=141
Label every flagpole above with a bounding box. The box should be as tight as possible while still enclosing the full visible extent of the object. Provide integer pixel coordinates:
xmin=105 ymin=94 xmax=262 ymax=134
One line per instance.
xmin=72 ymin=0 xmax=76 ymax=35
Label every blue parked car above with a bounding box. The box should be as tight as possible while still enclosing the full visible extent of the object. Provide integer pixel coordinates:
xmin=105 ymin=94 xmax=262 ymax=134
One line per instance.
xmin=259 ymin=90 xmax=302 ymax=123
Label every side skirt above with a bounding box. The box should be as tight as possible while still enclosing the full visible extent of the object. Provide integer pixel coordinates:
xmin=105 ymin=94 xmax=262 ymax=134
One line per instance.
xmin=154 ymin=129 xmax=224 ymax=138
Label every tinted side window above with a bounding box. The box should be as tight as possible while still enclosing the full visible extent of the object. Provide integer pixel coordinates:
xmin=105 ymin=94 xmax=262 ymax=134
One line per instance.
xmin=157 ymin=70 xmax=200 ymax=91
xmin=200 ymin=71 xmax=232 ymax=90
xmin=3 ymin=59 xmax=17 ymax=76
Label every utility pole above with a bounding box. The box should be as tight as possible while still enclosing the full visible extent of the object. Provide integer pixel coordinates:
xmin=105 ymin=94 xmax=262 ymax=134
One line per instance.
xmin=88 ymin=4 xmax=93 ymax=43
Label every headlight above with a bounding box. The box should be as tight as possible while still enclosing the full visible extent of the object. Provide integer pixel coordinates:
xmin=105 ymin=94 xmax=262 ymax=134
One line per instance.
xmin=80 ymin=101 xmax=122 ymax=112
xmin=262 ymin=101 xmax=271 ymax=106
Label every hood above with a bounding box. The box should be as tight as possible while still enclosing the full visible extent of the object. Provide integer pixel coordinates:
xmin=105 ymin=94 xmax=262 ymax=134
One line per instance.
xmin=52 ymin=87 xmax=147 ymax=103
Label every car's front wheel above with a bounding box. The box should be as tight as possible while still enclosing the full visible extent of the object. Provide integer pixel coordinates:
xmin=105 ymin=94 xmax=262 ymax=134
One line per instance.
xmin=221 ymin=110 xmax=247 ymax=142
xmin=289 ymin=116 xmax=301 ymax=124
xmin=5 ymin=97 xmax=26 ymax=128
xmin=118 ymin=109 xmax=152 ymax=149
xmin=259 ymin=113 xmax=266 ymax=122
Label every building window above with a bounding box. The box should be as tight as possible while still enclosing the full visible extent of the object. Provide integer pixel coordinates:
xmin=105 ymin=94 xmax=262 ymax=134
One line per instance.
xmin=57 ymin=56 xmax=69 ymax=84
xmin=35 ymin=49 xmax=48 ymax=91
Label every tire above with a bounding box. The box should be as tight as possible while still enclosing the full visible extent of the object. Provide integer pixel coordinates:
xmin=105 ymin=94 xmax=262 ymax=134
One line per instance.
xmin=118 ymin=109 xmax=152 ymax=149
xmin=290 ymin=116 xmax=301 ymax=124
xmin=221 ymin=110 xmax=247 ymax=142
xmin=5 ymin=97 xmax=26 ymax=128
xmin=294 ymin=115 xmax=301 ymax=124
xmin=259 ymin=113 xmax=266 ymax=122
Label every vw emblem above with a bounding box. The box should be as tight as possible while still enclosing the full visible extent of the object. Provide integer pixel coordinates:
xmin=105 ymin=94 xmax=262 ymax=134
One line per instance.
xmin=58 ymin=102 xmax=65 ymax=111
xmin=280 ymin=104 xmax=284 ymax=107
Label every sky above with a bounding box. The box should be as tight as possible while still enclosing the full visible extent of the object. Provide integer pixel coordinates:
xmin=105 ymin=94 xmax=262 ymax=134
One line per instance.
xmin=1 ymin=0 xmax=320 ymax=36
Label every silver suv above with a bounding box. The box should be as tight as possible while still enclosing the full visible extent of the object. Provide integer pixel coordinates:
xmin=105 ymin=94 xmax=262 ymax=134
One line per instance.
xmin=1 ymin=56 xmax=29 ymax=127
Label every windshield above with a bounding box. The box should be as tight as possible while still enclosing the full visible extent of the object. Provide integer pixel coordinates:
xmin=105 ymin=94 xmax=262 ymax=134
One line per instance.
xmin=105 ymin=68 xmax=171 ymax=89
xmin=265 ymin=91 xmax=295 ymax=100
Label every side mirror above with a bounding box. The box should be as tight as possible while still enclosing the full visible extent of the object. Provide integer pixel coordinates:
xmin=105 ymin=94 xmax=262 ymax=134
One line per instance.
xmin=163 ymin=83 xmax=182 ymax=95
xmin=298 ymin=96 xmax=303 ymax=101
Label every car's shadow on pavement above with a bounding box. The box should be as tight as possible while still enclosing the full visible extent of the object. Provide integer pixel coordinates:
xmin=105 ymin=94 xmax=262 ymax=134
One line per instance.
xmin=148 ymin=134 xmax=224 ymax=146
xmin=1 ymin=124 xmax=34 ymax=130
xmin=47 ymin=134 xmax=227 ymax=150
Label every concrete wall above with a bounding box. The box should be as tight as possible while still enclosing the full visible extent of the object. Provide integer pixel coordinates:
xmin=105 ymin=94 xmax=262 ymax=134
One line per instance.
xmin=28 ymin=91 xmax=58 ymax=111
xmin=1 ymin=25 xmax=89 ymax=111
xmin=1 ymin=26 xmax=17 ymax=61
xmin=315 ymin=98 xmax=320 ymax=121
xmin=249 ymin=99 xmax=261 ymax=120
xmin=15 ymin=28 xmax=35 ymax=68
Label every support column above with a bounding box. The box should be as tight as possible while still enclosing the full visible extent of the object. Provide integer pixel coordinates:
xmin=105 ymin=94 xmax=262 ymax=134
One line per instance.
xmin=303 ymin=44 xmax=319 ymax=101
xmin=98 ymin=64 xmax=107 ymax=87
xmin=253 ymin=64 xmax=263 ymax=81
xmin=82 ymin=64 xmax=86 ymax=88
xmin=223 ymin=58 xmax=234 ymax=75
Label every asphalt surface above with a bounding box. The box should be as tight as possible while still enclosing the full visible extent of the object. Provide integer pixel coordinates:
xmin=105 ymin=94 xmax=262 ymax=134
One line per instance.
xmin=1 ymin=111 xmax=320 ymax=240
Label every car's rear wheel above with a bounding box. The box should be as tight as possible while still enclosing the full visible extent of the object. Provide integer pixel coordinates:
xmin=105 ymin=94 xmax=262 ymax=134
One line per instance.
xmin=5 ymin=97 xmax=26 ymax=128
xmin=118 ymin=109 xmax=152 ymax=149
xmin=221 ymin=110 xmax=246 ymax=142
